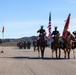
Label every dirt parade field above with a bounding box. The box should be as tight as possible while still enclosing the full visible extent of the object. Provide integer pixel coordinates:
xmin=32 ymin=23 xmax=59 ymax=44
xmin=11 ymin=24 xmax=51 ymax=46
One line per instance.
xmin=0 ymin=46 xmax=76 ymax=75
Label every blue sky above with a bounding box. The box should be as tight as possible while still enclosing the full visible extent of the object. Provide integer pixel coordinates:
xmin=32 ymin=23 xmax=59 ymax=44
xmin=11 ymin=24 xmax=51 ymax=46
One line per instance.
xmin=0 ymin=0 xmax=76 ymax=38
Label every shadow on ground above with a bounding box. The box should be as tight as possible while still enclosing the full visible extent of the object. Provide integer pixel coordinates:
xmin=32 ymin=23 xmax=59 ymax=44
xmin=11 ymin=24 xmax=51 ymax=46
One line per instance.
xmin=0 ymin=56 xmax=70 ymax=60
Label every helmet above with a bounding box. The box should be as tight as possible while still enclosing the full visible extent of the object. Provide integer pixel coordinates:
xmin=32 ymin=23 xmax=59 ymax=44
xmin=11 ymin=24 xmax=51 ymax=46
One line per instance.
xmin=41 ymin=25 xmax=44 ymax=28
xmin=54 ymin=26 xmax=57 ymax=28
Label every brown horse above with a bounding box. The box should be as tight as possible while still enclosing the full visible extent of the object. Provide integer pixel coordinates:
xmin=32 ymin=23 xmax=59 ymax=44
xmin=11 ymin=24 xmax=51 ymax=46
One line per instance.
xmin=37 ymin=32 xmax=46 ymax=58
xmin=63 ymin=34 xmax=75 ymax=59
xmin=51 ymin=34 xmax=61 ymax=58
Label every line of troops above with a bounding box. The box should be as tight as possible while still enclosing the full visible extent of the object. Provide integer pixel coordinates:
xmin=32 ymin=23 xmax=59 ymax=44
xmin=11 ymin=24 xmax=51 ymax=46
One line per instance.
xmin=17 ymin=41 xmax=31 ymax=49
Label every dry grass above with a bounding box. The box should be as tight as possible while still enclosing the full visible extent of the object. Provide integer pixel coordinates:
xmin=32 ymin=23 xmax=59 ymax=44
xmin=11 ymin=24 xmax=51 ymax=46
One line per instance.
xmin=0 ymin=42 xmax=17 ymax=47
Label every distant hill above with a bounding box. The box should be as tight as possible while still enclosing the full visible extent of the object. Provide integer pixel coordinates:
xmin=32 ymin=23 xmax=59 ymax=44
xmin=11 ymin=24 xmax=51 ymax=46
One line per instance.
xmin=0 ymin=36 xmax=64 ymax=46
xmin=0 ymin=36 xmax=51 ymax=46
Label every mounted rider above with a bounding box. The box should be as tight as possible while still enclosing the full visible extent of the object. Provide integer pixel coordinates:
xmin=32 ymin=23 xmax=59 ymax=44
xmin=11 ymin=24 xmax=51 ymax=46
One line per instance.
xmin=37 ymin=25 xmax=46 ymax=40
xmin=37 ymin=25 xmax=46 ymax=47
xmin=51 ymin=26 xmax=60 ymax=42
xmin=62 ymin=29 xmax=71 ymax=49
xmin=51 ymin=26 xmax=60 ymax=48
xmin=62 ymin=29 xmax=71 ymax=42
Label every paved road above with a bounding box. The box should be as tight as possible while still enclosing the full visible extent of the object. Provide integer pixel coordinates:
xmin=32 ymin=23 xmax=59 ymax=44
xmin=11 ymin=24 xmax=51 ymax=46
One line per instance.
xmin=0 ymin=47 xmax=76 ymax=75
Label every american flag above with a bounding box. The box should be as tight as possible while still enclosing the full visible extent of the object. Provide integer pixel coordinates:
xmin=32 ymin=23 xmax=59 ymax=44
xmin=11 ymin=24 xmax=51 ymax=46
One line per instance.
xmin=48 ymin=12 xmax=51 ymax=39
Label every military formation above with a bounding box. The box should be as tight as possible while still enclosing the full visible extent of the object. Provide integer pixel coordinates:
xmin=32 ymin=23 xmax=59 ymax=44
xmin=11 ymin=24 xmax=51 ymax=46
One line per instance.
xmin=17 ymin=41 xmax=31 ymax=49
xmin=16 ymin=24 xmax=76 ymax=59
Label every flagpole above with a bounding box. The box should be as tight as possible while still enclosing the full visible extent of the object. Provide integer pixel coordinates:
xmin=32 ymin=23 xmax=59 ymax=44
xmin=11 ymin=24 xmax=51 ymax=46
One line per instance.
xmin=2 ymin=32 xmax=4 ymax=50
xmin=1 ymin=26 xmax=4 ymax=53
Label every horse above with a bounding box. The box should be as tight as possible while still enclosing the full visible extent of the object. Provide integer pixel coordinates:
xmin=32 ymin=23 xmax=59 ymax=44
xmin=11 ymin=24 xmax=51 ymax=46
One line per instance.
xmin=37 ymin=32 xmax=46 ymax=58
xmin=51 ymin=34 xmax=61 ymax=58
xmin=62 ymin=34 xmax=75 ymax=59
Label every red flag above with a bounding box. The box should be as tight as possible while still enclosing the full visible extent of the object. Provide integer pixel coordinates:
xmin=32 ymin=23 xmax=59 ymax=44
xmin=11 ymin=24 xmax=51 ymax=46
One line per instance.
xmin=2 ymin=26 xmax=4 ymax=33
xmin=62 ymin=14 xmax=71 ymax=41
xmin=48 ymin=12 xmax=51 ymax=39
xmin=64 ymin=14 xmax=71 ymax=29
